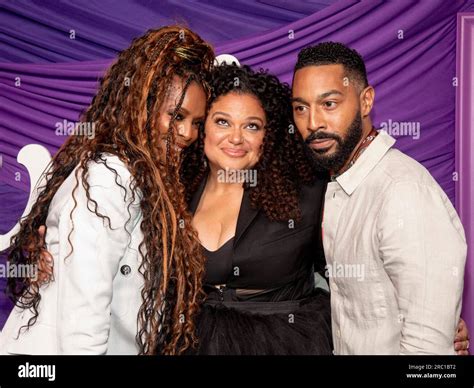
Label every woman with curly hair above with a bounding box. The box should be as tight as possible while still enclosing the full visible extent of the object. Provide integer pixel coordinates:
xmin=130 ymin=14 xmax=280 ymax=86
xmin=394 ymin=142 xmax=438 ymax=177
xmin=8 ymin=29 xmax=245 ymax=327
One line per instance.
xmin=182 ymin=64 xmax=332 ymax=355
xmin=8 ymin=60 xmax=332 ymax=355
xmin=0 ymin=25 xmax=214 ymax=355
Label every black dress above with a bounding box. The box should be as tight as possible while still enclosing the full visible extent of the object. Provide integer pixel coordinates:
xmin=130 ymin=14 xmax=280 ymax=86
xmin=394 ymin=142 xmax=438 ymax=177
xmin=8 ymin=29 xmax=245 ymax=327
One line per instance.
xmin=187 ymin=236 xmax=333 ymax=355
xmin=186 ymin=177 xmax=332 ymax=355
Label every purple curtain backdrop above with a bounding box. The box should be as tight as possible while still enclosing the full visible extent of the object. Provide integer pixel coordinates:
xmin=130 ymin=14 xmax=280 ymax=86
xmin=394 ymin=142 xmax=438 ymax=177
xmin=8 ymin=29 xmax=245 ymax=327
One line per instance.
xmin=0 ymin=0 xmax=335 ymax=62
xmin=1 ymin=0 xmax=473 ymax=338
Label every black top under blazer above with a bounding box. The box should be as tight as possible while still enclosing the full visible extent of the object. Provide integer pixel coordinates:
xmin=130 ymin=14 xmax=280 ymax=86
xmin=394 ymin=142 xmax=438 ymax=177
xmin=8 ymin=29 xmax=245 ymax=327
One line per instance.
xmin=189 ymin=175 xmax=328 ymax=302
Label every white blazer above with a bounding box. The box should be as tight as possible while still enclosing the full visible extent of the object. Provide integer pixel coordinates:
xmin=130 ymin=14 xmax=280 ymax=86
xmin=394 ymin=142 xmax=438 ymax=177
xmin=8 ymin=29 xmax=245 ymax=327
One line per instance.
xmin=0 ymin=154 xmax=144 ymax=355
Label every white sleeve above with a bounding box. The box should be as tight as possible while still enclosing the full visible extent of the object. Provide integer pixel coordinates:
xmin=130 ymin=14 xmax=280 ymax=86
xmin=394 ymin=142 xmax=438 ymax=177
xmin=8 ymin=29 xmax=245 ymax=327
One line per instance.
xmin=56 ymin=158 xmax=141 ymax=354
xmin=377 ymin=181 xmax=467 ymax=354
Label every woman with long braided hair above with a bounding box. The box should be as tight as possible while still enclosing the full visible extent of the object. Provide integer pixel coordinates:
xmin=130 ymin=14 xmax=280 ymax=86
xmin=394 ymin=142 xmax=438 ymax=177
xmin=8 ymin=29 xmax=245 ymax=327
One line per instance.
xmin=0 ymin=26 xmax=214 ymax=355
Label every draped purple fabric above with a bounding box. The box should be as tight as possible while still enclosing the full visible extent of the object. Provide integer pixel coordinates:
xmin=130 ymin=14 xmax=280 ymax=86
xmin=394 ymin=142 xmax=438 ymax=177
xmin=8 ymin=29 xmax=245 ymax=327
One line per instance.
xmin=0 ymin=0 xmax=334 ymax=62
xmin=1 ymin=0 xmax=473 ymax=336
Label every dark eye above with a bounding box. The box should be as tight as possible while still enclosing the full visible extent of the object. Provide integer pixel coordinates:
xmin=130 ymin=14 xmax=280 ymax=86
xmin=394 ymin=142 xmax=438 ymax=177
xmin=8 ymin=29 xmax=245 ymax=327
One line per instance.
xmin=169 ymin=111 xmax=184 ymax=121
xmin=324 ymin=101 xmax=337 ymax=109
xmin=216 ymin=118 xmax=228 ymax=126
xmin=294 ymin=105 xmax=307 ymax=113
xmin=246 ymin=123 xmax=260 ymax=131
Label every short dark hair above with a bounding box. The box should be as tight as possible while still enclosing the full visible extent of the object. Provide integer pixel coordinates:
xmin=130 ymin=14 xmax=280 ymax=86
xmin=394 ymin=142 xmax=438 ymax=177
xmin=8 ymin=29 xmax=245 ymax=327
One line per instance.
xmin=295 ymin=42 xmax=369 ymax=90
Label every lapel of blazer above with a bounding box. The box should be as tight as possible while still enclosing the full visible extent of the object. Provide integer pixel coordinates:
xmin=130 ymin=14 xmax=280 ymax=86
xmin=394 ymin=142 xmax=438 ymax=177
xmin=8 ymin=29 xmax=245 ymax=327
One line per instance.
xmin=233 ymin=188 xmax=259 ymax=248
xmin=189 ymin=175 xmax=208 ymax=215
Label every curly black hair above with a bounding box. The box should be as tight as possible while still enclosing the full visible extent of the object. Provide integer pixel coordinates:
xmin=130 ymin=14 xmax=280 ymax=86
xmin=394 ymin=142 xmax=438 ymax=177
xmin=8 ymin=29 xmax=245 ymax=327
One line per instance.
xmin=295 ymin=42 xmax=368 ymax=91
xmin=180 ymin=64 xmax=316 ymax=222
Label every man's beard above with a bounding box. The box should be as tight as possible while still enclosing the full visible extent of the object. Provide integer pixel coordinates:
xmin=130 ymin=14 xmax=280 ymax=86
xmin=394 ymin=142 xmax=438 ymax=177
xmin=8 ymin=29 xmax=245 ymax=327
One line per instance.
xmin=305 ymin=111 xmax=363 ymax=173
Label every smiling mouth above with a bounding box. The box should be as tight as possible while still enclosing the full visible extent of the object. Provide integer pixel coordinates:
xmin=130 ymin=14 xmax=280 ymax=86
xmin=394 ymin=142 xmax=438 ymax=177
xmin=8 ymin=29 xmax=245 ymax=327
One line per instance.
xmin=309 ymin=138 xmax=336 ymax=150
xmin=222 ymin=148 xmax=247 ymax=158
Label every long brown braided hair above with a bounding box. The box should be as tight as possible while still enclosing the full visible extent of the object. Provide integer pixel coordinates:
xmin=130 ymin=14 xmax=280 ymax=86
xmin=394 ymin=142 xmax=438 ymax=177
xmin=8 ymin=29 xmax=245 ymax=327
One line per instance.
xmin=5 ymin=26 xmax=214 ymax=355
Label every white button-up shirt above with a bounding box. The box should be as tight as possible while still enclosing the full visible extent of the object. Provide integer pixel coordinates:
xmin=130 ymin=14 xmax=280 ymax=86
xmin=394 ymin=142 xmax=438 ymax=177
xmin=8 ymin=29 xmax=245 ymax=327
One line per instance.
xmin=322 ymin=131 xmax=467 ymax=354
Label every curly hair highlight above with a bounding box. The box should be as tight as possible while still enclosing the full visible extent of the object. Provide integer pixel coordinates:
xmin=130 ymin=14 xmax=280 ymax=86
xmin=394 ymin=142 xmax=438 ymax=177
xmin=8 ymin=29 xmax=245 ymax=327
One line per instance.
xmin=5 ymin=25 xmax=215 ymax=355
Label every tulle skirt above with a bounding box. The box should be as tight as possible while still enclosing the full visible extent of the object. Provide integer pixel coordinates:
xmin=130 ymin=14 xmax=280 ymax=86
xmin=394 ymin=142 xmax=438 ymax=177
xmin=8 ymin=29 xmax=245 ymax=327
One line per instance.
xmin=187 ymin=288 xmax=333 ymax=355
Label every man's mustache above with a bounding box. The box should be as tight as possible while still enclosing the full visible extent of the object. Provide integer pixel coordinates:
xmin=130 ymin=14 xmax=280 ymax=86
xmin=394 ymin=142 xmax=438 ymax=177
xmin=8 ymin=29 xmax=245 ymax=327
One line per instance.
xmin=305 ymin=131 xmax=342 ymax=144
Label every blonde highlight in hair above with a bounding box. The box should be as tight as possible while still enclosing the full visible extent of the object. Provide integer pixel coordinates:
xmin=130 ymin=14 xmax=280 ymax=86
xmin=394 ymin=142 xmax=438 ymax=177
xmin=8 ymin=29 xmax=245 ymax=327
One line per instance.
xmin=6 ymin=25 xmax=215 ymax=355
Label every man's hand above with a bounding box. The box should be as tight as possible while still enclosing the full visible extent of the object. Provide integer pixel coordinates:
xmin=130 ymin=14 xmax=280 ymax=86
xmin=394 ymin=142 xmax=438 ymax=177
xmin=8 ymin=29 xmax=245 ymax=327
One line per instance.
xmin=454 ymin=318 xmax=470 ymax=355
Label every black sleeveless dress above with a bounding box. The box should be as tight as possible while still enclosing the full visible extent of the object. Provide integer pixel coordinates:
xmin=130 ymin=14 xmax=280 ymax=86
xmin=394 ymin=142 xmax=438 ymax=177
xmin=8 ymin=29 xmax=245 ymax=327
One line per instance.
xmin=187 ymin=237 xmax=333 ymax=355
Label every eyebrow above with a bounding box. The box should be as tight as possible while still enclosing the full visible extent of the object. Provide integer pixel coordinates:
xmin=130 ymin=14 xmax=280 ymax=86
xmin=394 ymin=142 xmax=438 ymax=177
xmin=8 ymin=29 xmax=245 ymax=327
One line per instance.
xmin=291 ymin=90 xmax=344 ymax=104
xmin=212 ymin=111 xmax=264 ymax=123
xmin=212 ymin=111 xmax=231 ymax=118
xmin=246 ymin=116 xmax=264 ymax=124
xmin=318 ymin=90 xmax=343 ymax=99
xmin=174 ymin=106 xmax=190 ymax=115
xmin=290 ymin=97 xmax=309 ymax=105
